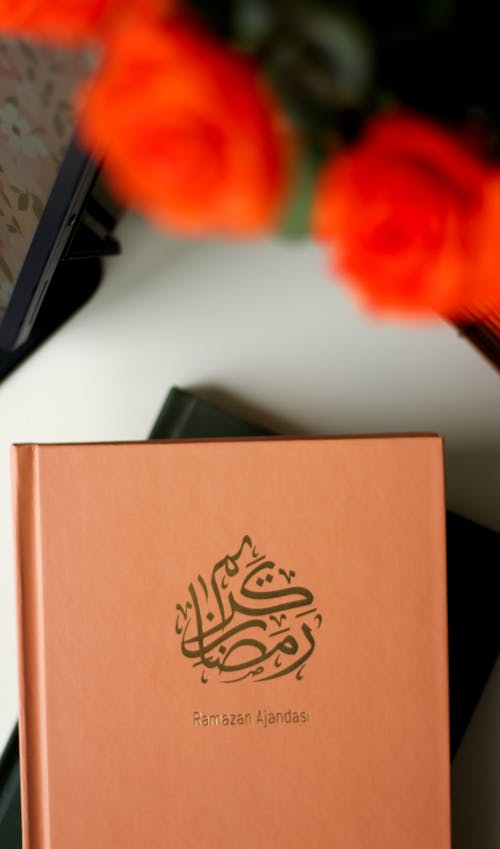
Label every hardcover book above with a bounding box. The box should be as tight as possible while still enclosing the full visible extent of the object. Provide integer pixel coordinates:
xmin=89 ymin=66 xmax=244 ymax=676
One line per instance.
xmin=12 ymin=436 xmax=450 ymax=849
xmin=0 ymin=726 xmax=21 ymax=849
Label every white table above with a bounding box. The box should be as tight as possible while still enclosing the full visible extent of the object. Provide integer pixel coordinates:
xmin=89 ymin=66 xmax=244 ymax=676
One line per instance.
xmin=1 ymin=214 xmax=499 ymax=846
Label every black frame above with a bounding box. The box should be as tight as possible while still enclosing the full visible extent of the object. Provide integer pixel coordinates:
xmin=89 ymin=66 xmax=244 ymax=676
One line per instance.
xmin=0 ymin=138 xmax=98 ymax=351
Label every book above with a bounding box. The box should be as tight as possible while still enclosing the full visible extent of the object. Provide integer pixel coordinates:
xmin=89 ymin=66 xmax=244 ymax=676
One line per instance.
xmin=446 ymin=512 xmax=500 ymax=752
xmin=0 ymin=726 xmax=21 ymax=849
xmin=11 ymin=434 xmax=450 ymax=849
xmin=3 ymin=386 xmax=498 ymax=849
xmin=149 ymin=386 xmax=272 ymax=440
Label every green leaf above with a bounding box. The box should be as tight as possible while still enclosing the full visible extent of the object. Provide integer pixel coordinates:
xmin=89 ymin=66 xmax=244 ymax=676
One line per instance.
xmin=0 ymin=255 xmax=13 ymax=282
xmin=20 ymin=42 xmax=36 ymax=62
xmin=17 ymin=193 xmax=29 ymax=211
xmin=53 ymin=112 xmax=65 ymax=138
xmin=265 ymin=4 xmax=374 ymax=118
xmin=31 ymin=193 xmax=44 ymax=220
xmin=234 ymin=0 xmax=275 ymax=45
xmin=279 ymin=148 xmax=323 ymax=239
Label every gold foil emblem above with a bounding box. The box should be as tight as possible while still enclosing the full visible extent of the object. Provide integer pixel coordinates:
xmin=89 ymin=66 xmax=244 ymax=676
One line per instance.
xmin=176 ymin=535 xmax=322 ymax=683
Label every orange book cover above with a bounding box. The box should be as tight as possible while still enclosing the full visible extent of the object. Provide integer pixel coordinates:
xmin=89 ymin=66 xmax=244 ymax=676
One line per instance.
xmin=11 ymin=437 xmax=450 ymax=849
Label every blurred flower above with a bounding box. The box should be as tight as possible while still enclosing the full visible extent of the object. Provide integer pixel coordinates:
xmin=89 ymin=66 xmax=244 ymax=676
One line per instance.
xmin=469 ymin=175 xmax=500 ymax=315
xmin=0 ymin=0 xmax=170 ymax=46
xmin=77 ymin=20 xmax=290 ymax=234
xmin=313 ymin=112 xmax=500 ymax=318
xmin=3 ymin=1 xmax=498 ymax=329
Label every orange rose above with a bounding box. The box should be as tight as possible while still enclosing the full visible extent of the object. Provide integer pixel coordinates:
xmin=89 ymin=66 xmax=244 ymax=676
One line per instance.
xmin=0 ymin=0 xmax=169 ymax=46
xmin=313 ymin=113 xmax=500 ymax=319
xmin=77 ymin=21 xmax=289 ymax=235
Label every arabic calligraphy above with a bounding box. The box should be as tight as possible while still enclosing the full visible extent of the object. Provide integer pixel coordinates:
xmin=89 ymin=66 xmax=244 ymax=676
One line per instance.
xmin=176 ymin=535 xmax=321 ymax=683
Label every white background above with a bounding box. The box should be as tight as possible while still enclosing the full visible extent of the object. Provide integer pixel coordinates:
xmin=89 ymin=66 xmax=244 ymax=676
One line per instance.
xmin=1 ymin=214 xmax=499 ymax=846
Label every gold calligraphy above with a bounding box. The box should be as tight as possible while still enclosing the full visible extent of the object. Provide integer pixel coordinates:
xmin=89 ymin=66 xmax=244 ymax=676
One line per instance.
xmin=176 ymin=535 xmax=321 ymax=683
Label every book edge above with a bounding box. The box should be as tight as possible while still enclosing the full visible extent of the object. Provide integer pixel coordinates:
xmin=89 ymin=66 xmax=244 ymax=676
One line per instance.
xmin=433 ymin=440 xmax=452 ymax=848
xmin=11 ymin=445 xmax=50 ymax=849
xmin=12 ymin=432 xmax=444 ymax=449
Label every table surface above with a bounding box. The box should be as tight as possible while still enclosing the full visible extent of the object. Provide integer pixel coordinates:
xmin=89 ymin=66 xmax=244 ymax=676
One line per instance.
xmin=0 ymin=214 xmax=498 ymax=847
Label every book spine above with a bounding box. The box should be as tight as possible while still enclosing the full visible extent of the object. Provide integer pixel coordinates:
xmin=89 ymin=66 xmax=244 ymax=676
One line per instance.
xmin=11 ymin=446 xmax=49 ymax=849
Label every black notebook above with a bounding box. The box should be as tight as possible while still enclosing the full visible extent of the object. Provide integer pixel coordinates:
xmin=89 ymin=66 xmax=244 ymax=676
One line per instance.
xmin=2 ymin=386 xmax=498 ymax=848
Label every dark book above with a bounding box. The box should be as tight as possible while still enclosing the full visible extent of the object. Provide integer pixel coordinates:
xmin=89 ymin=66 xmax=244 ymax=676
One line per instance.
xmin=149 ymin=386 xmax=272 ymax=439
xmin=446 ymin=512 xmax=499 ymax=752
xmin=0 ymin=727 xmax=21 ymax=849
xmin=2 ymin=386 xmax=498 ymax=848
